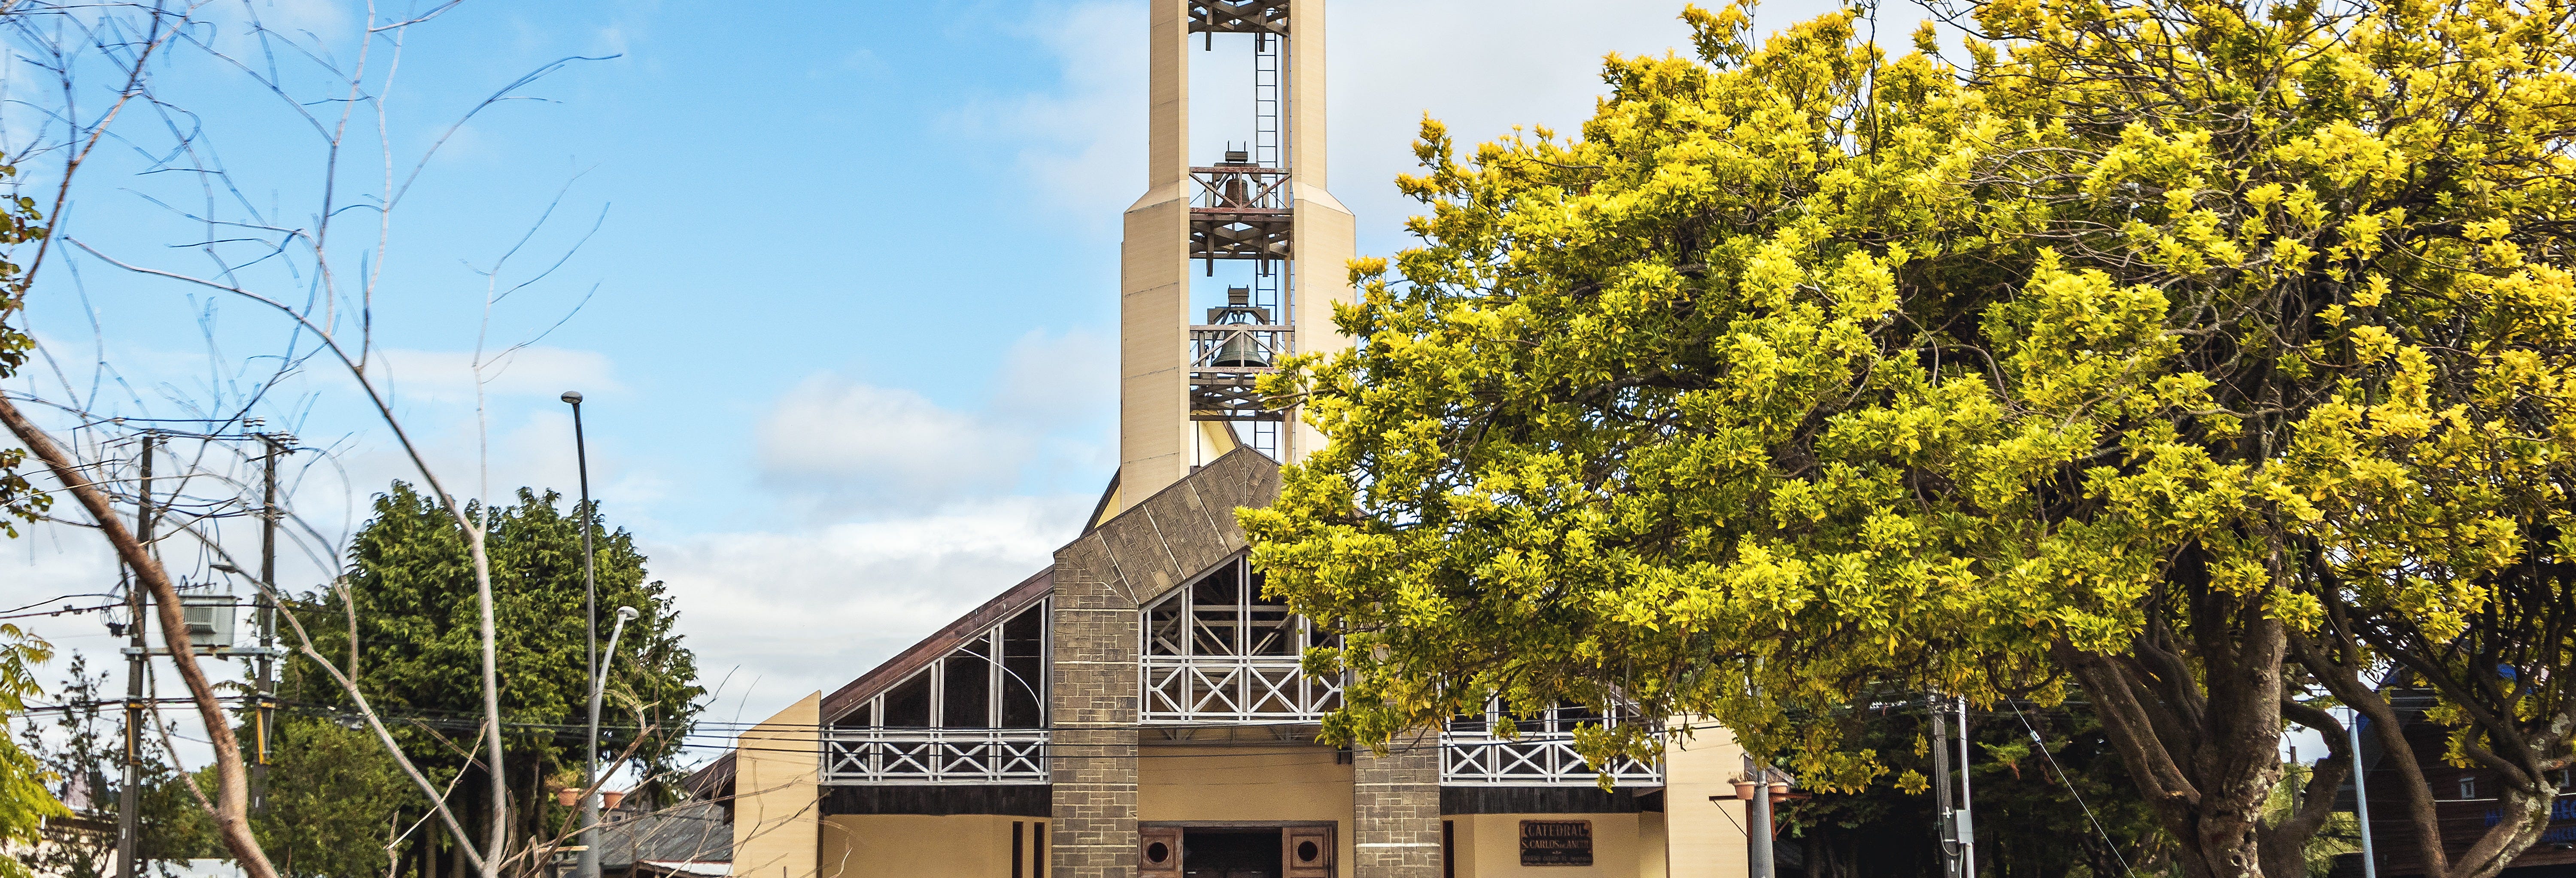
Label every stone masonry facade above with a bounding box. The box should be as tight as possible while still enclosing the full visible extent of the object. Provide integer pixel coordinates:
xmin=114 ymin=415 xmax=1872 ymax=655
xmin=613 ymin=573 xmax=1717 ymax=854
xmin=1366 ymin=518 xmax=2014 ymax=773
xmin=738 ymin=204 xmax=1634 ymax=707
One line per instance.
xmin=1051 ymin=450 xmax=1279 ymax=878
xmin=1354 ymin=739 xmax=1444 ymax=878
xmin=1049 ymin=450 xmax=1441 ymax=878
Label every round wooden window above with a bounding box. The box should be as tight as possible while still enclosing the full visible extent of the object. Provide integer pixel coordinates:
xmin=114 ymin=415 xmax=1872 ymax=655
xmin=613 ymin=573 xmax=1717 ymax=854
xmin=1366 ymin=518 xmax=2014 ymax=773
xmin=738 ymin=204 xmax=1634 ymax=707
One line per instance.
xmin=1297 ymin=841 xmax=1319 ymax=863
xmin=1146 ymin=842 xmax=1171 ymax=865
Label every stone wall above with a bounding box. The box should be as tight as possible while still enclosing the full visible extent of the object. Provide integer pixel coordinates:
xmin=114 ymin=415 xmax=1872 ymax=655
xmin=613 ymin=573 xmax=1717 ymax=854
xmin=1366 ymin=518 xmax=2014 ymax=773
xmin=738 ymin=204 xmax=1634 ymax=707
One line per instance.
xmin=1050 ymin=449 xmax=1281 ymax=878
xmin=1353 ymin=738 xmax=1444 ymax=878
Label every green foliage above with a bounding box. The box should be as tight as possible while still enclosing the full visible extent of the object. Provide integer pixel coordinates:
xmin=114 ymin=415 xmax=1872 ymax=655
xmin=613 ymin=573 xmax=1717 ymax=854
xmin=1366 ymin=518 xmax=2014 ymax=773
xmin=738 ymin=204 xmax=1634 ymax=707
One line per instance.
xmin=288 ymin=482 xmax=702 ymax=822
xmin=0 ymin=163 xmax=51 ymax=536
xmin=2263 ymin=761 xmax=2362 ymax=878
xmin=0 ymin=627 xmax=65 ymax=878
xmin=1780 ymin=702 xmax=2170 ymax=878
xmin=1243 ymin=0 xmax=2576 ymax=872
xmin=245 ymin=717 xmax=416 ymax=878
xmin=0 ymin=160 xmax=61 ymax=878
xmin=12 ymin=654 xmax=221 ymax=878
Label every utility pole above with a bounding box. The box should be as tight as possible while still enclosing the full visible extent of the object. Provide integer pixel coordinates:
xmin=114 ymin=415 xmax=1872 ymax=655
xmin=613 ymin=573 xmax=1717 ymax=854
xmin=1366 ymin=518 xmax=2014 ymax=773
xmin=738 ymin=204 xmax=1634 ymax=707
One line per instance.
xmin=252 ymin=429 xmax=284 ymax=810
xmin=1931 ymin=695 xmax=1975 ymax=878
xmin=116 ymin=435 xmax=155 ymax=878
xmin=1955 ymin=696 xmax=1976 ymax=878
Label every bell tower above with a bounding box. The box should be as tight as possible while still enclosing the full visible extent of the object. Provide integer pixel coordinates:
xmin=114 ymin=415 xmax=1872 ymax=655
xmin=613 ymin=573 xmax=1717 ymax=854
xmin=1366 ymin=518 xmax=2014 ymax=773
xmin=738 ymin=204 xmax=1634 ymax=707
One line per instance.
xmin=1116 ymin=0 xmax=1355 ymax=512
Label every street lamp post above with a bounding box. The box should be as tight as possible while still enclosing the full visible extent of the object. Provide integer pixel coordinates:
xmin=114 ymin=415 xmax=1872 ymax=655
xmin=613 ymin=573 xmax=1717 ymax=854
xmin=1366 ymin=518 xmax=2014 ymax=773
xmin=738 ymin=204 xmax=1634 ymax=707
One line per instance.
xmin=562 ymin=391 xmax=601 ymax=878
xmin=588 ymin=606 xmax=641 ymax=869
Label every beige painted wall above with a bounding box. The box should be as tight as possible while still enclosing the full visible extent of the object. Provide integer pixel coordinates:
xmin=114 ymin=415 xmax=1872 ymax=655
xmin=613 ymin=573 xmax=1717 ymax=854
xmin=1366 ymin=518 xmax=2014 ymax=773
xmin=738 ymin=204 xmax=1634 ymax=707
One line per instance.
xmin=1449 ymin=814 xmax=1645 ymax=878
xmin=1115 ymin=0 xmax=1197 ymax=509
xmin=1662 ymin=721 xmax=1749 ymax=878
xmin=818 ymin=814 xmax=1048 ymax=878
xmin=732 ymin=693 xmax=821 ymax=878
xmin=1136 ymin=743 xmax=1355 ymax=872
xmin=1637 ymin=813 xmax=1665 ymax=878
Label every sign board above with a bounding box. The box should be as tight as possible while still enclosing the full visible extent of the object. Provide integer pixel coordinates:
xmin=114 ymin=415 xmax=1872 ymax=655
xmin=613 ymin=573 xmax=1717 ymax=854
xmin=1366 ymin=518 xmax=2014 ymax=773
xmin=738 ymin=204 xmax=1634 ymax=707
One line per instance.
xmin=1519 ymin=820 xmax=1592 ymax=866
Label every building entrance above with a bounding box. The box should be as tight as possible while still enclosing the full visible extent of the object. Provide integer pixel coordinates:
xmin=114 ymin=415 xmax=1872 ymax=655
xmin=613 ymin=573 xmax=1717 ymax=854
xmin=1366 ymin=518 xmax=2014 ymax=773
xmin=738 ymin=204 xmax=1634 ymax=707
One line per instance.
xmin=1140 ymin=824 xmax=1337 ymax=878
xmin=1184 ymin=828 xmax=1280 ymax=878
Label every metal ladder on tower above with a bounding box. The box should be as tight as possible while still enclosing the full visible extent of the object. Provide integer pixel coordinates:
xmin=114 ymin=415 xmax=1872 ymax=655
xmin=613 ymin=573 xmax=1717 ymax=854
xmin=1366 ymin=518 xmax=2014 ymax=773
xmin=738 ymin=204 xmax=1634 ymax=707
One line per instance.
xmin=1245 ymin=29 xmax=1287 ymax=459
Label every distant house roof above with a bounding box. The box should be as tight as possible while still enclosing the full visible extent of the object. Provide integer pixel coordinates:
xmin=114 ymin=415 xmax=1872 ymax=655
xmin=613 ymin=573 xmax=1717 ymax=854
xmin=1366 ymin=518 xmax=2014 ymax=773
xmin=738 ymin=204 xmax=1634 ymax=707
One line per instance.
xmin=681 ymin=752 xmax=735 ymax=805
xmin=602 ymin=800 xmax=730 ymax=869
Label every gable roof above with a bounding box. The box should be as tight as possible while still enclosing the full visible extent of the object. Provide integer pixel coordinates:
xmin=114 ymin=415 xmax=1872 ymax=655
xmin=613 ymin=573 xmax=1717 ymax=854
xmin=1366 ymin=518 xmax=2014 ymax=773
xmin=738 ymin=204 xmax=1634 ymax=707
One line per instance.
xmin=815 ymin=566 xmax=1055 ymax=725
xmin=1057 ymin=447 xmax=1281 ymax=610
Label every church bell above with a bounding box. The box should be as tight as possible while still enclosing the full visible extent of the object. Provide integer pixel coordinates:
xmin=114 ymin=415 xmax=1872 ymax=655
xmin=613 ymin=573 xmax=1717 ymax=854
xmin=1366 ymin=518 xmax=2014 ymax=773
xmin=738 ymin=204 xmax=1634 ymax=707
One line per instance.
xmin=1210 ymin=286 xmax=1271 ymax=368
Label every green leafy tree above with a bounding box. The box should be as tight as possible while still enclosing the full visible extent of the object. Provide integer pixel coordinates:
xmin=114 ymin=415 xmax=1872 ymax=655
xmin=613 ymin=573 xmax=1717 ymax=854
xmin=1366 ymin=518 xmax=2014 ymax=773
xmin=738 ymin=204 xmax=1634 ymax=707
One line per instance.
xmin=1242 ymin=1 xmax=2576 ymax=876
xmin=1777 ymin=699 xmax=2172 ymax=878
xmin=12 ymin=654 xmax=244 ymax=878
xmin=0 ymin=162 xmax=47 ymax=537
xmin=0 ymin=627 xmax=65 ymax=878
xmin=243 ymin=717 xmax=419 ymax=878
xmin=10 ymin=656 xmax=118 ymax=878
xmin=286 ymin=483 xmax=702 ymax=872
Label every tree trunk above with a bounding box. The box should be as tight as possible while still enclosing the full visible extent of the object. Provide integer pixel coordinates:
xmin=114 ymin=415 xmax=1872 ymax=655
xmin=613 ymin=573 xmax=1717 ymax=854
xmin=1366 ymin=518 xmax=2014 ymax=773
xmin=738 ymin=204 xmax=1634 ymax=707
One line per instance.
xmin=2057 ymin=546 xmax=2294 ymax=878
xmin=0 ymin=398 xmax=280 ymax=878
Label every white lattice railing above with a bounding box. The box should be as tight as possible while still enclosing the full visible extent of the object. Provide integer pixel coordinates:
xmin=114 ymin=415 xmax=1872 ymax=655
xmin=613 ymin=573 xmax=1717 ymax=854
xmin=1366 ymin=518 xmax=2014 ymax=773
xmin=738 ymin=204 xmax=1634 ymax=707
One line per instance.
xmin=1141 ymin=656 xmax=1344 ymax=723
xmin=1440 ymin=732 xmax=1663 ymax=786
xmin=820 ymin=729 xmax=1049 ymax=785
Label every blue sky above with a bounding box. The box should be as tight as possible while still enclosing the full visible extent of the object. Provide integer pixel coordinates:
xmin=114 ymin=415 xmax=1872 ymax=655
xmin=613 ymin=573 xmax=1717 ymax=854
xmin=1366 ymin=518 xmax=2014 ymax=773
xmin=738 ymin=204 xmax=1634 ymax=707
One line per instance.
xmin=2 ymin=0 xmax=1887 ymax=742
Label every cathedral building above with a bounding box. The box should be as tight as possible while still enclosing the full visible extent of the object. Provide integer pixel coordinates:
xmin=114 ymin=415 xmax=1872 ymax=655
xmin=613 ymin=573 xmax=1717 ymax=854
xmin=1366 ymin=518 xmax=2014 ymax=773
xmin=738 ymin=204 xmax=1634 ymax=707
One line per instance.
xmin=693 ymin=3 xmax=1756 ymax=877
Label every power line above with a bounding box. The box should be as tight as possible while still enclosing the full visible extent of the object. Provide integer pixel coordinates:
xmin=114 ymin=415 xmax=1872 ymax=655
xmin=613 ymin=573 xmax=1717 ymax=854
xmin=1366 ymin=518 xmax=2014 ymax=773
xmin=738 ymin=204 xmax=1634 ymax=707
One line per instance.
xmin=2005 ymin=699 xmax=2136 ymax=878
xmin=0 ymin=593 xmax=119 ymax=617
xmin=0 ymin=602 xmax=125 ymax=620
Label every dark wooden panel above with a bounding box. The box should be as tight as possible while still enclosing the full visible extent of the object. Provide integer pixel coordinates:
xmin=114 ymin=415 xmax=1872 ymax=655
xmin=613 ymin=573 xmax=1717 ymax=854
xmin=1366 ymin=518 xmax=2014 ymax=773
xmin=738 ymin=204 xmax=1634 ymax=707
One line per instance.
xmin=1438 ymin=786 xmax=1662 ymax=815
xmin=821 ymin=784 xmax=1053 ymax=817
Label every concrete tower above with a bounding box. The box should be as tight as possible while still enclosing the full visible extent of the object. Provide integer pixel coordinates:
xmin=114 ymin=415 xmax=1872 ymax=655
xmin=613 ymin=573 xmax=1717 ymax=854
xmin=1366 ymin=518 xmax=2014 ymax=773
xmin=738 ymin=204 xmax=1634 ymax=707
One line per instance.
xmin=1115 ymin=0 xmax=1355 ymax=513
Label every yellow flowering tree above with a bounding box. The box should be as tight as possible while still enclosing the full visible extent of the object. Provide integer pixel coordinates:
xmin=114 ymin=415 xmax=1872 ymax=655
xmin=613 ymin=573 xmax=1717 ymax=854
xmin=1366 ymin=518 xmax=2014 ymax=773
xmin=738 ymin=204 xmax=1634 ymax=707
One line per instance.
xmin=1240 ymin=0 xmax=2576 ymax=876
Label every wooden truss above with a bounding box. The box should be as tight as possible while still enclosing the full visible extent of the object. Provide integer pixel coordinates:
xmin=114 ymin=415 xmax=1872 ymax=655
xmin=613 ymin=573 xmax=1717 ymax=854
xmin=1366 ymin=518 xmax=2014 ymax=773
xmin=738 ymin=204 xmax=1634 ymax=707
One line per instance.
xmin=1188 ymin=0 xmax=1289 ymax=35
xmin=1191 ymin=165 xmax=1293 ymax=265
xmin=1192 ymin=211 xmax=1291 ymax=264
xmin=1194 ymin=164 xmax=1291 ymax=210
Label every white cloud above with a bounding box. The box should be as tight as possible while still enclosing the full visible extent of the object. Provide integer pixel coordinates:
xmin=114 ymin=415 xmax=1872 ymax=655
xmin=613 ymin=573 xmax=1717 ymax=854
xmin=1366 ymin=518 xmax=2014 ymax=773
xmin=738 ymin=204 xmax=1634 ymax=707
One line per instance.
xmin=710 ymin=327 xmax=1118 ymax=719
xmin=756 ymin=374 xmax=1033 ymax=510
xmin=371 ymin=346 xmax=620 ymax=406
xmin=944 ymin=1 xmax=1147 ymax=228
xmin=644 ymin=495 xmax=1091 ymax=724
xmin=756 ymin=329 xmax=1114 ymax=515
xmin=989 ymin=327 xmax=1117 ymax=424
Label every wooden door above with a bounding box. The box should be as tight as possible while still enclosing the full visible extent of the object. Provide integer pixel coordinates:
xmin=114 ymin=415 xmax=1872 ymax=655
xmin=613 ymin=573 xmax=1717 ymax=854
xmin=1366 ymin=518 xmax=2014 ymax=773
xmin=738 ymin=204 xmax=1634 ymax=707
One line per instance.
xmin=1141 ymin=826 xmax=1184 ymax=878
xmin=1284 ymin=826 xmax=1334 ymax=878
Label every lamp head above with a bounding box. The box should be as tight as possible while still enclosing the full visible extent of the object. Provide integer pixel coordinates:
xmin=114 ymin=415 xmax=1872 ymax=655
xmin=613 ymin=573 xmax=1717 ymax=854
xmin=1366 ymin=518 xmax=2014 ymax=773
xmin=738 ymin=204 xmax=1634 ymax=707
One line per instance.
xmin=615 ymin=606 xmax=640 ymax=622
xmin=560 ymin=391 xmax=583 ymax=405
